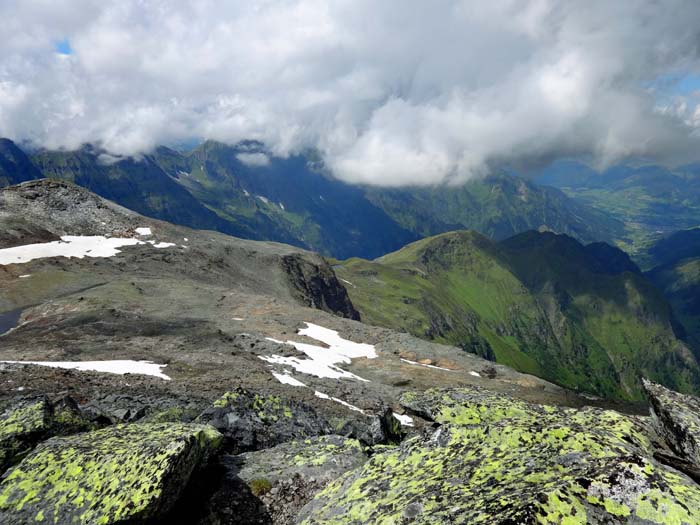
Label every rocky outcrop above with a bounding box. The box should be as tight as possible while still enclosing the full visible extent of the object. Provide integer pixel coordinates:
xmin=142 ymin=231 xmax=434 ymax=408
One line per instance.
xmin=0 ymin=422 xmax=222 ymax=524
xmin=281 ymin=254 xmax=360 ymax=320
xmin=200 ymin=435 xmax=368 ymax=525
xmin=197 ymin=389 xmax=333 ymax=454
xmin=298 ymin=386 xmax=700 ymax=524
xmin=643 ymin=379 xmax=700 ymax=479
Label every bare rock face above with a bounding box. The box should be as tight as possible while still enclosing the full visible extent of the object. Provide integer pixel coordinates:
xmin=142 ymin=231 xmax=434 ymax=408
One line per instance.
xmin=643 ymin=379 xmax=700 ymax=477
xmin=281 ymin=254 xmax=360 ymax=321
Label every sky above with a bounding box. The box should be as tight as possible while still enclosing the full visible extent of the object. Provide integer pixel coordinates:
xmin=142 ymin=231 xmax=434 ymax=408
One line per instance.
xmin=2 ymin=0 xmax=700 ymax=186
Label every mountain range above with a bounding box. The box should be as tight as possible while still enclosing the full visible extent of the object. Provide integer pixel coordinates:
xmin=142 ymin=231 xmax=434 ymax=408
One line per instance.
xmin=0 ymin=138 xmax=623 ymax=259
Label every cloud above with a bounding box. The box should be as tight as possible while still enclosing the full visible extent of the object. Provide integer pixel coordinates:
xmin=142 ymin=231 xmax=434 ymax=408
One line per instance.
xmin=236 ymin=152 xmax=271 ymax=167
xmin=2 ymin=0 xmax=700 ymax=185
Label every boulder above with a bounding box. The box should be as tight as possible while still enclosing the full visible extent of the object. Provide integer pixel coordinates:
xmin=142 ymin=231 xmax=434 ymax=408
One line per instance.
xmin=197 ymin=388 xmax=332 ymax=454
xmin=0 ymin=396 xmax=92 ymax=473
xmin=0 ymin=422 xmax=222 ymax=524
xmin=298 ymin=386 xmax=700 ymax=524
xmin=643 ymin=378 xmax=700 ymax=478
xmin=204 ymin=435 xmax=368 ymax=525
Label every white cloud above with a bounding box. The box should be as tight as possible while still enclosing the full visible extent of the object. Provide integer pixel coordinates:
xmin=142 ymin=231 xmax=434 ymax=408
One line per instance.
xmin=236 ymin=152 xmax=271 ymax=167
xmin=1 ymin=0 xmax=700 ymax=185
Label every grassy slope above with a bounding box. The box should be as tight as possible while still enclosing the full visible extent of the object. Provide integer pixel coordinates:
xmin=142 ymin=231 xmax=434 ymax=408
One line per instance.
xmin=364 ymin=173 xmax=625 ymax=245
xmin=337 ymin=231 xmax=700 ymax=400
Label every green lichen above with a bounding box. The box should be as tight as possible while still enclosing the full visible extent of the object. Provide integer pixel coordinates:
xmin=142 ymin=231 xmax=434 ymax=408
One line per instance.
xmin=0 ymin=402 xmax=48 ymax=441
xmin=299 ymin=386 xmax=700 ymax=524
xmin=0 ymin=423 xmax=222 ymax=524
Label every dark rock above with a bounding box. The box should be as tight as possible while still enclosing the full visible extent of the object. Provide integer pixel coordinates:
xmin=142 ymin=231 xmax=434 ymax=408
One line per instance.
xmin=643 ymin=378 xmax=700 ymax=474
xmin=280 ymin=254 xmax=360 ymax=320
xmin=197 ymin=388 xmax=333 ymax=454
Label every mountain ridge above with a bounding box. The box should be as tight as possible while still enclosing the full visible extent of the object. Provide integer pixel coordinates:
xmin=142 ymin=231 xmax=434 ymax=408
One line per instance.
xmin=336 ymin=229 xmax=698 ymax=400
xmin=0 ymin=138 xmax=624 ymax=259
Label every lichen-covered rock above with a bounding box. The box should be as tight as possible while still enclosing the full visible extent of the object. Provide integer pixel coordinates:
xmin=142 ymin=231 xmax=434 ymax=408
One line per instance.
xmin=0 ymin=398 xmax=51 ymax=474
xmin=644 ymin=378 xmax=700 ymax=468
xmin=0 ymin=422 xmax=222 ymax=524
xmin=241 ymin=435 xmax=368 ymax=524
xmin=188 ymin=435 xmax=368 ymax=525
xmin=0 ymin=396 xmax=93 ymax=473
xmin=298 ymin=387 xmax=700 ymax=524
xmin=197 ymin=388 xmax=332 ymax=454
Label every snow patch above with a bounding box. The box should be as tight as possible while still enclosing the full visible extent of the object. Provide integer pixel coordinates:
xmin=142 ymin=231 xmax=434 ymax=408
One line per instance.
xmin=259 ymin=323 xmax=376 ymax=382
xmin=400 ymin=358 xmax=453 ymax=372
xmin=394 ymin=413 xmax=414 ymax=427
xmin=279 ymin=202 xmax=285 ymax=210
xmin=232 ymin=317 xmax=245 ymax=321
xmin=0 ymin=360 xmax=170 ymax=380
xmin=147 ymin=241 xmax=176 ymax=248
xmin=135 ymin=227 xmax=152 ymax=236
xmin=256 ymin=195 xmax=270 ymax=205
xmin=0 ymin=235 xmax=176 ymax=265
xmin=314 ymin=391 xmax=364 ymax=414
xmin=469 ymin=371 xmax=481 ymax=377
xmin=340 ymin=278 xmax=354 ymax=287
xmin=272 ymin=372 xmax=307 ymax=387
xmin=18 ymin=274 xmax=30 ymax=279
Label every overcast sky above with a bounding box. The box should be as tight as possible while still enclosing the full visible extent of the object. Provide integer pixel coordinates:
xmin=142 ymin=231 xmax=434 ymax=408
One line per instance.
xmin=2 ymin=0 xmax=700 ymax=185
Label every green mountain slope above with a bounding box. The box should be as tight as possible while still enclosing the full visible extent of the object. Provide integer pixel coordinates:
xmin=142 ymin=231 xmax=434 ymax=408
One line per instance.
xmin=365 ymin=173 xmax=625 ymax=244
xmin=336 ymin=230 xmax=699 ymax=400
xmin=154 ymin=141 xmax=418 ymax=259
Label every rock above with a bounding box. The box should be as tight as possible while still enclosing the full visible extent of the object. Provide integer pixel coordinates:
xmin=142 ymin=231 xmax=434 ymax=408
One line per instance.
xmin=0 ymin=422 xmax=222 ymax=524
xmin=643 ymin=378 xmax=700 ymax=476
xmin=0 ymin=396 xmax=93 ymax=473
xmin=193 ymin=435 xmax=367 ymax=525
xmin=211 ymin=435 xmax=368 ymax=525
xmin=298 ymin=386 xmax=700 ymax=524
xmin=329 ymin=407 xmax=405 ymax=447
xmin=197 ymin=388 xmax=333 ymax=454
xmin=280 ymin=254 xmax=360 ymax=321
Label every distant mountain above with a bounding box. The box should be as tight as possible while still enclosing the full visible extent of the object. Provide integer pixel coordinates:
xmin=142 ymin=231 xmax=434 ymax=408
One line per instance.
xmin=366 ymin=172 xmax=625 ymax=245
xmin=646 ymin=228 xmax=700 ymax=355
xmin=153 ymin=140 xmax=418 ymax=259
xmin=537 ymin=160 xmax=700 ymax=261
xmin=646 ymin=227 xmax=700 ymax=269
xmin=0 ymin=138 xmax=624 ymax=259
xmin=336 ymin=230 xmax=698 ymax=400
xmin=0 ymin=139 xmax=42 ymax=187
